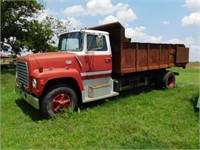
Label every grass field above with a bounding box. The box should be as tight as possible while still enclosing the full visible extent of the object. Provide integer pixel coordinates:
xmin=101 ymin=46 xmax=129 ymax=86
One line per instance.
xmin=1 ymin=66 xmax=199 ymax=149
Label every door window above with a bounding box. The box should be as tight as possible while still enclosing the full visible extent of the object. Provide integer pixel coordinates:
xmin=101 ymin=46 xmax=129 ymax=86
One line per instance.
xmin=87 ymin=35 xmax=107 ymax=51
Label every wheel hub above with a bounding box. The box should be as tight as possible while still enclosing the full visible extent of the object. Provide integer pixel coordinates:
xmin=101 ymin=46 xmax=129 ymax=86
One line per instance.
xmin=51 ymin=93 xmax=72 ymax=112
xmin=168 ymin=76 xmax=174 ymax=88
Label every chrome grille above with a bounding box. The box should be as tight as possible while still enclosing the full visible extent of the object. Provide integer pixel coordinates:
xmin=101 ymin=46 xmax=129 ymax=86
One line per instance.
xmin=16 ymin=61 xmax=29 ymax=87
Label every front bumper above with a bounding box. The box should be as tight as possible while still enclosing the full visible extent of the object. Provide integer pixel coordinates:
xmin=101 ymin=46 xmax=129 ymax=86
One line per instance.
xmin=15 ymin=85 xmax=39 ymax=109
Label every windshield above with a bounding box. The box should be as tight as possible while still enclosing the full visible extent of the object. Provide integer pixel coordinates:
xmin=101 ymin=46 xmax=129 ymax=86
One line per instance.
xmin=58 ymin=32 xmax=83 ymax=51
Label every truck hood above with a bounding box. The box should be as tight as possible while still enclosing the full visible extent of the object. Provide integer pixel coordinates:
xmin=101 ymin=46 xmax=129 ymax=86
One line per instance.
xmin=26 ymin=52 xmax=77 ymax=69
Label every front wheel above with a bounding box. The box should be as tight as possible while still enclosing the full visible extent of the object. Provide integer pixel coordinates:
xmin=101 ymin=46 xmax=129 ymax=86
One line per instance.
xmin=41 ymin=86 xmax=78 ymax=119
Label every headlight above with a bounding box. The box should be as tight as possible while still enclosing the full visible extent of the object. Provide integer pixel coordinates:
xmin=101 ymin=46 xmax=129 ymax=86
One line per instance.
xmin=32 ymin=78 xmax=37 ymax=88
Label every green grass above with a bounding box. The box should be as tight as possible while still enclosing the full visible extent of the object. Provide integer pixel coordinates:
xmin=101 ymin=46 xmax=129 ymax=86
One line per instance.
xmin=1 ymin=67 xmax=199 ymax=149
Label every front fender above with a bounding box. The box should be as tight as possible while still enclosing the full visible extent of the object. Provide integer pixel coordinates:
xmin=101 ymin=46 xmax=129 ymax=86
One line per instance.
xmin=31 ymin=68 xmax=83 ymax=96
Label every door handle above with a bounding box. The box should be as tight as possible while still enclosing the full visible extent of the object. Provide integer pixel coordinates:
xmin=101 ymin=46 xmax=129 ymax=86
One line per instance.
xmin=105 ymin=58 xmax=111 ymax=63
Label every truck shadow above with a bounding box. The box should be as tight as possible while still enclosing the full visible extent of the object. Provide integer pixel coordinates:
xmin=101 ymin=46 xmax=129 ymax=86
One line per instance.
xmin=15 ymin=98 xmax=43 ymax=121
xmin=15 ymin=86 xmax=199 ymax=120
xmin=15 ymin=85 xmax=154 ymax=121
xmin=81 ymin=85 xmax=155 ymax=110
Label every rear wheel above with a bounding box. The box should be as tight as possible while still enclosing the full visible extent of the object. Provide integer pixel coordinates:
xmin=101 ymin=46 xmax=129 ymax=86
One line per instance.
xmin=162 ymin=71 xmax=175 ymax=89
xmin=155 ymin=71 xmax=175 ymax=89
xmin=41 ymin=86 xmax=78 ymax=119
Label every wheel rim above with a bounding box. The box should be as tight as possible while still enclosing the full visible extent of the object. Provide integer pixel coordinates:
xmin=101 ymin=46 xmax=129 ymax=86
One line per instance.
xmin=168 ymin=76 xmax=174 ymax=88
xmin=51 ymin=93 xmax=72 ymax=113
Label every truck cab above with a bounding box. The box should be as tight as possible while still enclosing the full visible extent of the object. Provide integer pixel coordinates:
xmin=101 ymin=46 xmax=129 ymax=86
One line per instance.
xmin=58 ymin=29 xmax=119 ymax=102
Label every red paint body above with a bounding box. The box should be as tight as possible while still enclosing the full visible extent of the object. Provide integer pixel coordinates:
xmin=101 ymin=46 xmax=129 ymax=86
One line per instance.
xmin=16 ymin=51 xmax=112 ymax=97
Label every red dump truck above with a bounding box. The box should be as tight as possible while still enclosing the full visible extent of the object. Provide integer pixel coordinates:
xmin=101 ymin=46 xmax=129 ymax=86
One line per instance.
xmin=16 ymin=22 xmax=189 ymax=118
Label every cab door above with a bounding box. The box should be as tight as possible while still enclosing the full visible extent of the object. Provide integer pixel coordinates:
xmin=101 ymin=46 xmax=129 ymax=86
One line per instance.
xmin=81 ymin=33 xmax=112 ymax=79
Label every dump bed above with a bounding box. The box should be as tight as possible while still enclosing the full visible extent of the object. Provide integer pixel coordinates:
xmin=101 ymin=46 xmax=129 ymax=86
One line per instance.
xmin=89 ymin=22 xmax=189 ymax=74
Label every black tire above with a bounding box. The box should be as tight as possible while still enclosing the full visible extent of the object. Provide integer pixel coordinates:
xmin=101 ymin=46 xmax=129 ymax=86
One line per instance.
xmin=155 ymin=71 xmax=165 ymax=89
xmin=162 ymin=71 xmax=175 ymax=89
xmin=41 ymin=86 xmax=78 ymax=119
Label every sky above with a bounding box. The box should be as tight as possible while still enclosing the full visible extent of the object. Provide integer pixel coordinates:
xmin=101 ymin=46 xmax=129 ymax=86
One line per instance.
xmin=38 ymin=0 xmax=200 ymax=61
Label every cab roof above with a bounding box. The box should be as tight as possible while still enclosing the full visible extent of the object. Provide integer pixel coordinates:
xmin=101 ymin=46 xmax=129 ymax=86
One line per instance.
xmin=60 ymin=29 xmax=109 ymax=36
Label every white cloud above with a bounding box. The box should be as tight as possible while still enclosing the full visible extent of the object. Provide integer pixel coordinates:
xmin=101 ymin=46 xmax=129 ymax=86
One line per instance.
xmin=125 ymin=26 xmax=162 ymax=43
xmin=63 ymin=0 xmax=116 ymax=16
xmin=181 ymin=11 xmax=200 ymax=26
xmin=98 ymin=15 xmax=118 ymax=25
xmin=181 ymin=0 xmax=200 ymax=26
xmin=163 ymin=20 xmax=170 ymax=25
xmin=184 ymin=0 xmax=200 ymax=11
xmin=63 ymin=5 xmax=87 ymax=16
xmin=114 ymin=3 xmax=137 ymax=23
xmin=87 ymin=0 xmax=114 ymax=16
xmin=62 ymin=0 xmax=136 ymax=25
xmin=116 ymin=8 xmax=137 ymax=23
xmin=97 ymin=1 xmax=137 ymax=25
xmin=66 ymin=17 xmax=81 ymax=28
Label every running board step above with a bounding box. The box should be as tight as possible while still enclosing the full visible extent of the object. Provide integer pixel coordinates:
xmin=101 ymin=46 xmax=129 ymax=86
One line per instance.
xmin=84 ymin=91 xmax=119 ymax=103
xmin=88 ymin=83 xmax=110 ymax=98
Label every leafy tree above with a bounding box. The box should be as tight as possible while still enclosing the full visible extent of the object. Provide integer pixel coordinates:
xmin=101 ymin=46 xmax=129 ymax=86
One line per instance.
xmin=1 ymin=0 xmax=57 ymax=56
xmin=42 ymin=16 xmax=70 ymax=47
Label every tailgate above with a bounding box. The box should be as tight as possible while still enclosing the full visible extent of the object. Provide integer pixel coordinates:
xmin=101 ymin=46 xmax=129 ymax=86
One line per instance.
xmin=175 ymin=46 xmax=189 ymax=68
